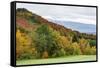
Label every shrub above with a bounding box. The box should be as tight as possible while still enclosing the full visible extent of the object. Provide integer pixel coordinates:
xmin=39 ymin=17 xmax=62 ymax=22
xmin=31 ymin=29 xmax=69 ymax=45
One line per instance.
xmin=65 ymin=45 xmax=74 ymax=55
xmin=83 ymin=45 xmax=96 ymax=55
xmin=65 ymin=42 xmax=81 ymax=55
xmin=91 ymin=46 xmax=96 ymax=55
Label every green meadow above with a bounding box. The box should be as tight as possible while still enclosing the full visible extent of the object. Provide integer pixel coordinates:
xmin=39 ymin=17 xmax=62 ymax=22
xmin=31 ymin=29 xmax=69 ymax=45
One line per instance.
xmin=17 ymin=55 xmax=96 ymax=65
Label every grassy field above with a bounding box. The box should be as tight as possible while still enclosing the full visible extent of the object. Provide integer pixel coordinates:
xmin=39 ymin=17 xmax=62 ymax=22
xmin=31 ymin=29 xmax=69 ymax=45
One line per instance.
xmin=16 ymin=55 xmax=96 ymax=65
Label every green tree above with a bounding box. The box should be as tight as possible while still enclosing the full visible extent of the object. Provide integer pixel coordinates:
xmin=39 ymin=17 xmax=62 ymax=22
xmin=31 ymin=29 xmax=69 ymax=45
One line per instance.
xmin=33 ymin=25 xmax=56 ymax=58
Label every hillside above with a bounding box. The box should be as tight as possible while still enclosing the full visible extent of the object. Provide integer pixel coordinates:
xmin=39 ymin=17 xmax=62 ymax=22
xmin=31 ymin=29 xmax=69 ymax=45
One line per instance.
xmin=16 ymin=8 xmax=96 ymax=40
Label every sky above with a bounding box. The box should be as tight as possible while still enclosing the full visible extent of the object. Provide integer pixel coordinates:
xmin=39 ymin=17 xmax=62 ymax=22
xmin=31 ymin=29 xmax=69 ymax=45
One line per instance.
xmin=16 ymin=3 xmax=96 ymax=25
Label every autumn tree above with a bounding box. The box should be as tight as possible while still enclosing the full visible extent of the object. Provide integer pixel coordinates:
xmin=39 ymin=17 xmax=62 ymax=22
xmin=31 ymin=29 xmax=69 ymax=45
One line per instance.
xmin=79 ymin=38 xmax=88 ymax=54
xmin=16 ymin=29 xmax=36 ymax=60
xmin=83 ymin=44 xmax=96 ymax=55
xmin=71 ymin=42 xmax=82 ymax=55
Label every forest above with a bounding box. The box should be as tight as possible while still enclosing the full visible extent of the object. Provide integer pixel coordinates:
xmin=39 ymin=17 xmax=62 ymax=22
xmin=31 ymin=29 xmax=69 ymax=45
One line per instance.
xmin=16 ymin=8 xmax=96 ymax=61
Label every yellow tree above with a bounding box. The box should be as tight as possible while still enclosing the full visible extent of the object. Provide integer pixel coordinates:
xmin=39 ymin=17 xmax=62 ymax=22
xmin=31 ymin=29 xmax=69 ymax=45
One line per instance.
xmin=16 ymin=29 xmax=35 ymax=60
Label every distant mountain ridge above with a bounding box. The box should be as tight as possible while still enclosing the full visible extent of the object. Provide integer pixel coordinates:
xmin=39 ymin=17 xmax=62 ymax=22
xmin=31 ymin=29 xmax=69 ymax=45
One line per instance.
xmin=47 ymin=19 xmax=96 ymax=34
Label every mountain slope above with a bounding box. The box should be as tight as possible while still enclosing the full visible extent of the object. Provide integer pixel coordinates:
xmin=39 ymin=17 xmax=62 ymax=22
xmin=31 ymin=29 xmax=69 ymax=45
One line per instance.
xmin=16 ymin=8 xmax=96 ymax=40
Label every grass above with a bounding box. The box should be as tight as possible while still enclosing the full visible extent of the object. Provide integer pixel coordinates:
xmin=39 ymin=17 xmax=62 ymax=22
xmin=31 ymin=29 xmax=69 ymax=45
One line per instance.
xmin=16 ymin=55 xmax=96 ymax=65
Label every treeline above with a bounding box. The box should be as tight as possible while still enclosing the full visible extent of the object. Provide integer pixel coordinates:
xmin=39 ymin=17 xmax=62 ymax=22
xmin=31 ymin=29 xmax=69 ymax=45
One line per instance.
xmin=16 ymin=25 xmax=96 ymax=60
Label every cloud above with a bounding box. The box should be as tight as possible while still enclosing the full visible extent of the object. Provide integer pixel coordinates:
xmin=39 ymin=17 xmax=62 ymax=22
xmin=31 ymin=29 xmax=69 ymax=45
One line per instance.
xmin=42 ymin=15 xmax=96 ymax=25
xmin=16 ymin=3 xmax=96 ymax=25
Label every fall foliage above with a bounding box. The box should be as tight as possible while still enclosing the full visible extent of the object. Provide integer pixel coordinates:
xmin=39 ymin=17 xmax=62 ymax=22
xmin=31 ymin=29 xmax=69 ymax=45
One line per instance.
xmin=16 ymin=8 xmax=96 ymax=60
